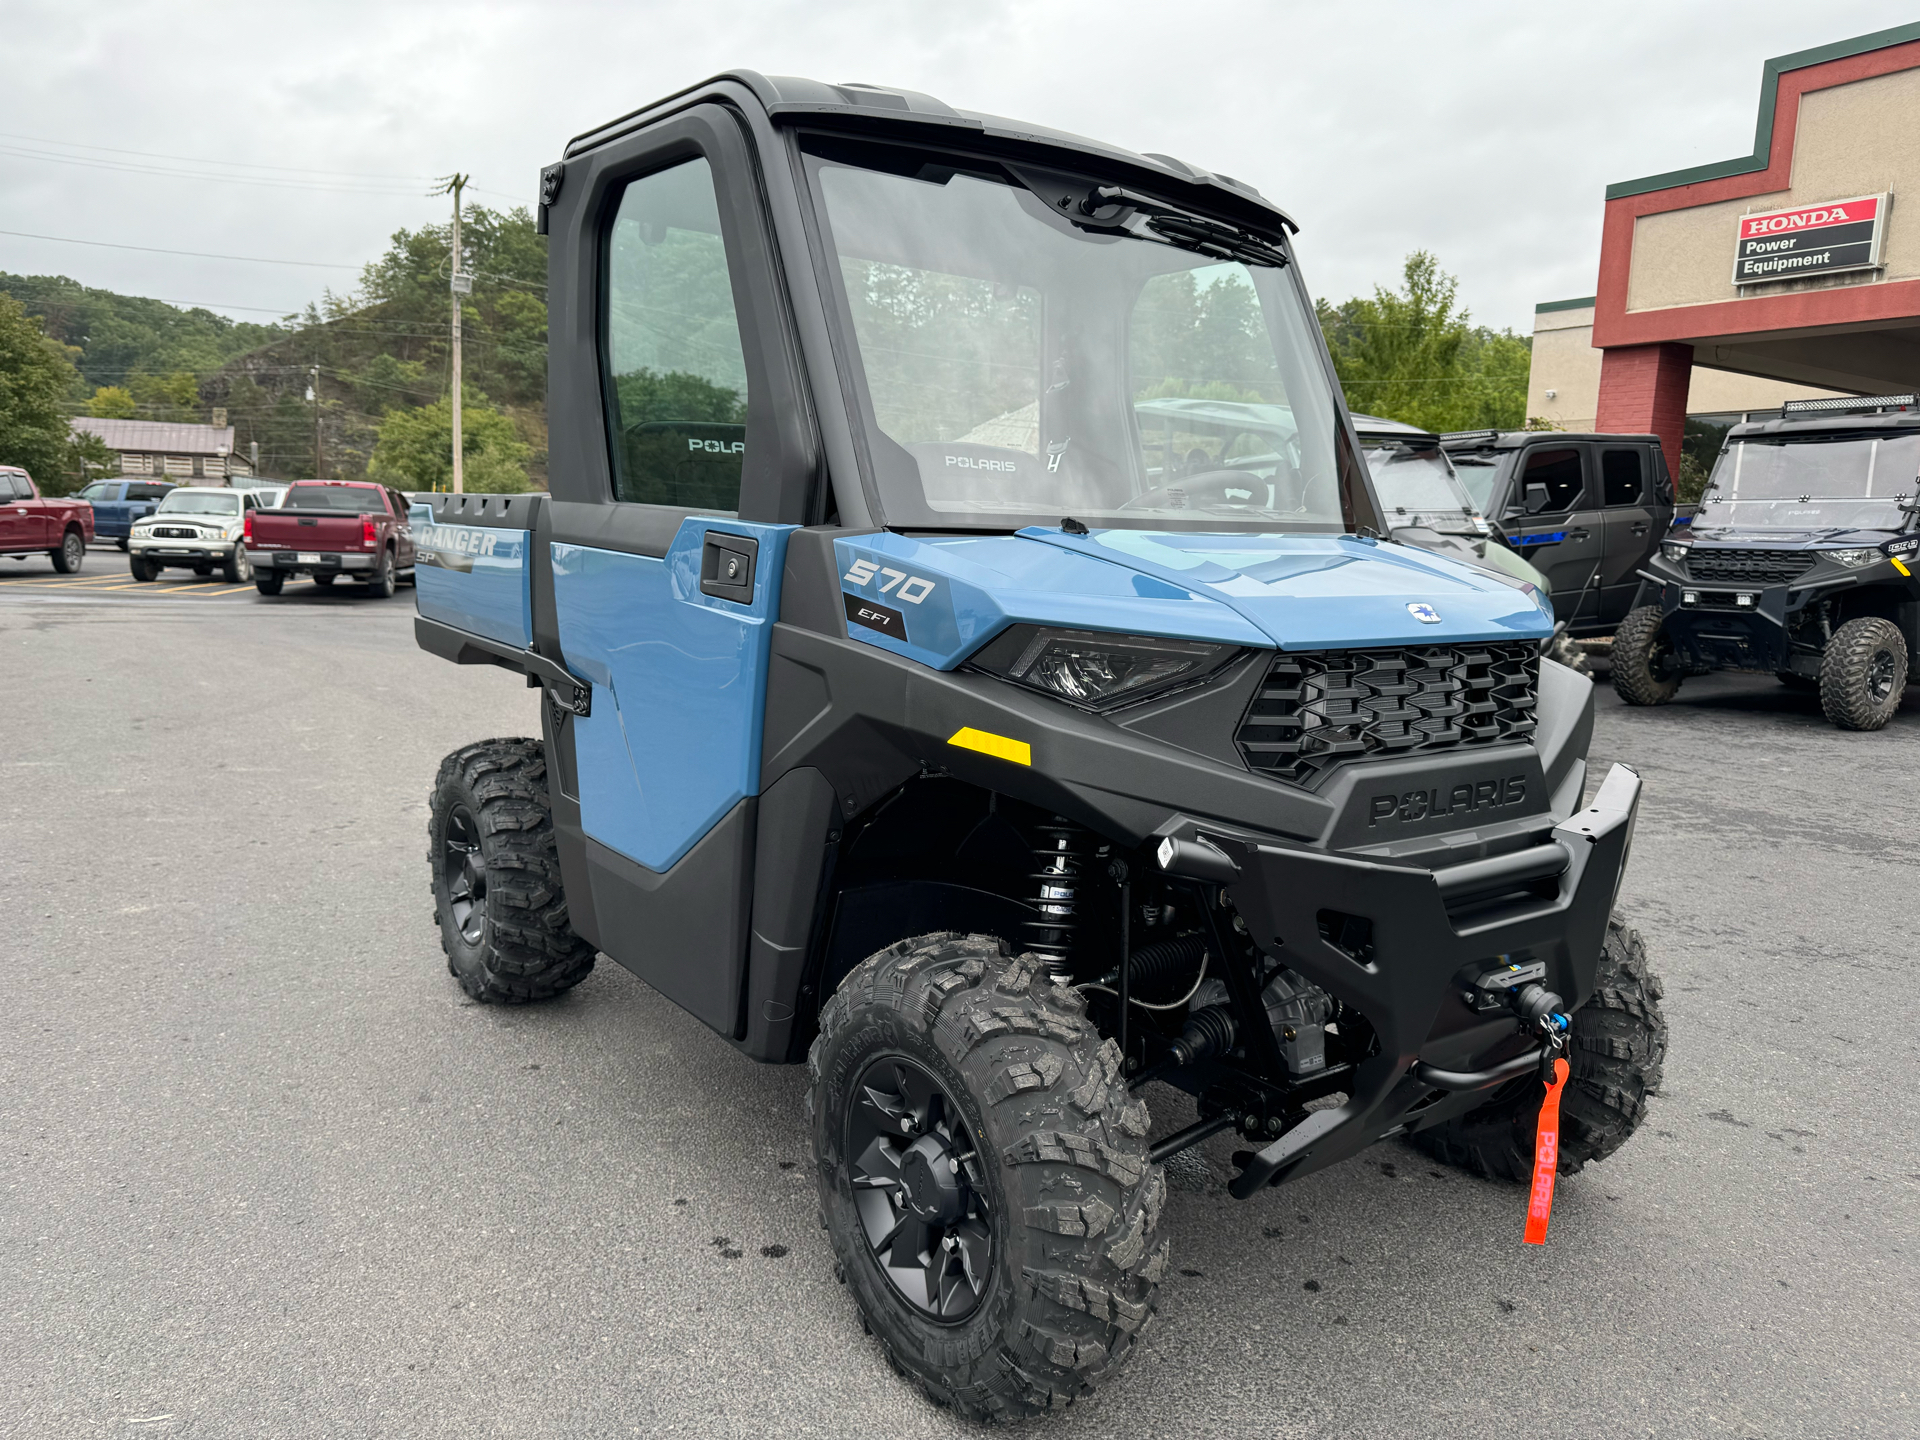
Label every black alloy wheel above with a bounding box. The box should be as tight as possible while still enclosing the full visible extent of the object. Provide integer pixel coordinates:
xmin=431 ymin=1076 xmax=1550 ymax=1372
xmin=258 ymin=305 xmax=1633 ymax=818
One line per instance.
xmin=441 ymin=802 xmax=488 ymax=945
xmin=1868 ymin=649 xmax=1898 ymax=704
xmin=846 ymin=1055 xmax=992 ymax=1321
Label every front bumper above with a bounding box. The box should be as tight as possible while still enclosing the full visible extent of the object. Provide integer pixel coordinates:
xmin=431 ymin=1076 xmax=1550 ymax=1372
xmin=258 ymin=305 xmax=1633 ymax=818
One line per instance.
xmin=1205 ymin=762 xmax=1641 ymax=1195
xmin=131 ymin=536 xmax=237 ymax=564
xmin=254 ymin=549 xmax=373 ymax=572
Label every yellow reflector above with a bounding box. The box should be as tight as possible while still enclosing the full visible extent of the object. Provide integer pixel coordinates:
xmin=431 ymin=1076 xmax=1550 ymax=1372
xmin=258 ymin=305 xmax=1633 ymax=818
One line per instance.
xmin=1891 ymin=556 xmax=1911 ymax=577
xmin=947 ymin=726 xmax=1031 ymax=766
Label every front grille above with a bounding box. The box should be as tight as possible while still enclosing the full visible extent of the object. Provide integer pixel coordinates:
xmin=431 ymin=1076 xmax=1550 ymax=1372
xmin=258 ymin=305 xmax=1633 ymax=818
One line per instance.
xmin=1237 ymin=643 xmax=1539 ymax=788
xmin=1685 ymin=548 xmax=1814 ymax=585
xmin=153 ymin=526 xmax=201 ymax=539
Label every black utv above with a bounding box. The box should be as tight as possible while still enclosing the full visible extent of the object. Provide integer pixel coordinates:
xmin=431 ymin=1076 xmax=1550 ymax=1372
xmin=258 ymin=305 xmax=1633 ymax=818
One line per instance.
xmin=1441 ymin=428 xmax=1675 ymax=639
xmin=411 ymin=71 xmax=1668 ymax=1421
xmin=1612 ymin=395 xmax=1918 ymax=730
xmin=1353 ymin=414 xmax=1586 ymax=672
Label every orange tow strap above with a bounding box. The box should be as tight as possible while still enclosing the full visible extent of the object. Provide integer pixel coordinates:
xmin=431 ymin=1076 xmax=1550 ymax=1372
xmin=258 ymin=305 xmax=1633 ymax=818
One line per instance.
xmin=1524 ymin=1057 xmax=1570 ymax=1245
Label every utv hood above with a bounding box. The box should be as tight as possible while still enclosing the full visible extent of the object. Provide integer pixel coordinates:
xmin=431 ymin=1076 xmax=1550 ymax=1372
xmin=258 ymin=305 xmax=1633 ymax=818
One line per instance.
xmin=834 ymin=527 xmax=1554 ymax=671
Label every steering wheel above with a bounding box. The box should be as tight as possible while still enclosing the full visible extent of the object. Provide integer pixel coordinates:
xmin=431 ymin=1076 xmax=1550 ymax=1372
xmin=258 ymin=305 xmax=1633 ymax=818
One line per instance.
xmin=1119 ymin=467 xmax=1305 ymax=514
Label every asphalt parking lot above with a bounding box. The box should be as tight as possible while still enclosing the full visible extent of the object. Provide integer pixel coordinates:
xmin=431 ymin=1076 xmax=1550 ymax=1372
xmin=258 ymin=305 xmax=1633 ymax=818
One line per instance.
xmin=2 ymin=590 xmax=1915 ymax=1438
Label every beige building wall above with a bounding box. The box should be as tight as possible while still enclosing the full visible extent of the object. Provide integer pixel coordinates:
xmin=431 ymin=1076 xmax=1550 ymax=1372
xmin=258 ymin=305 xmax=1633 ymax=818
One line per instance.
xmin=1625 ymin=67 xmax=1919 ymax=314
xmin=1525 ymin=302 xmax=1842 ymax=431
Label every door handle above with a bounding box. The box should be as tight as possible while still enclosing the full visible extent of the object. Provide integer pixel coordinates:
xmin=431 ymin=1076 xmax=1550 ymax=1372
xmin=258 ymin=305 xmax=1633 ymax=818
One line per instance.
xmin=699 ymin=532 xmax=758 ymax=604
xmin=1630 ymin=522 xmax=1649 ymax=535
xmin=1565 ymin=527 xmax=1590 ymax=541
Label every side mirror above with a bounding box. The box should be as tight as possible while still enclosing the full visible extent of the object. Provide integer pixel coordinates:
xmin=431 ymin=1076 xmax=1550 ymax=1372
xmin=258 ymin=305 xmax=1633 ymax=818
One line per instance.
xmin=1523 ymin=482 xmax=1554 ymax=515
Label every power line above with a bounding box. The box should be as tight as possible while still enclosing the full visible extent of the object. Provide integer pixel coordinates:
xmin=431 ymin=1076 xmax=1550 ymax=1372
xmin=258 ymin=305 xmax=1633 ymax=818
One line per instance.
xmin=0 ymin=228 xmax=360 ymax=270
xmin=0 ymin=129 xmax=442 ymax=182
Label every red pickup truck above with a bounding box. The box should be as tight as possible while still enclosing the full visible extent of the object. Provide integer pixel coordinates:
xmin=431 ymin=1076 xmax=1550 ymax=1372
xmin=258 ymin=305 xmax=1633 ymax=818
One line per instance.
xmin=248 ymin=480 xmax=416 ymax=597
xmin=0 ymin=466 xmax=94 ymax=573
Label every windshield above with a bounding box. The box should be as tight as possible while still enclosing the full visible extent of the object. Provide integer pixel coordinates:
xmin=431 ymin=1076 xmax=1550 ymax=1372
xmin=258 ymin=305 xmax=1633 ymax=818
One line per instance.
xmin=282 ymin=485 xmax=389 ymax=513
xmin=1700 ymin=433 xmax=1917 ymax=531
xmin=156 ymin=492 xmax=239 ymax=516
xmin=1362 ymin=441 xmax=1478 ymax=527
xmin=804 ymin=136 xmax=1359 ymax=533
xmin=1448 ymin=453 xmax=1500 ymax=512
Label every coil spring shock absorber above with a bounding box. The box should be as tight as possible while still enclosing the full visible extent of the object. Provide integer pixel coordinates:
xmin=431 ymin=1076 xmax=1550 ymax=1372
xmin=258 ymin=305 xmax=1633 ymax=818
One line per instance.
xmin=1026 ymin=817 xmax=1087 ymax=984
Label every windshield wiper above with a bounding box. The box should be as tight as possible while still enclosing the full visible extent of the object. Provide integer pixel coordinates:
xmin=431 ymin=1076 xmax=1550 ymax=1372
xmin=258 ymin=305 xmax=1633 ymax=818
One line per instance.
xmin=1075 ymin=184 xmax=1291 ymax=267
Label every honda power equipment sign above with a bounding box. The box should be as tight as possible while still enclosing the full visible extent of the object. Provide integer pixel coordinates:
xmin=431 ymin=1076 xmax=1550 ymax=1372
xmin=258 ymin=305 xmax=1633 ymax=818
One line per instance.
xmin=1733 ymin=194 xmax=1888 ymax=286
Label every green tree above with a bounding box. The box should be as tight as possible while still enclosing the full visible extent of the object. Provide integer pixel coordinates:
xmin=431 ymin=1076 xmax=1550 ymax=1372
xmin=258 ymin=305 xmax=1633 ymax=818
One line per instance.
xmin=1317 ymin=252 xmax=1531 ymax=432
xmin=369 ymin=389 xmax=532 ymax=493
xmin=87 ymin=384 xmax=138 ymax=418
xmin=0 ymin=294 xmax=94 ymax=491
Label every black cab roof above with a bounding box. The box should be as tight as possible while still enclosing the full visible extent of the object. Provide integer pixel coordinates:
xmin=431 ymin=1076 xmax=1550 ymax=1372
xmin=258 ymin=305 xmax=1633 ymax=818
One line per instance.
xmin=562 ymin=70 xmax=1296 ymax=239
xmin=1439 ymin=430 xmax=1661 ymax=450
xmin=1350 ymin=413 xmax=1441 ymax=442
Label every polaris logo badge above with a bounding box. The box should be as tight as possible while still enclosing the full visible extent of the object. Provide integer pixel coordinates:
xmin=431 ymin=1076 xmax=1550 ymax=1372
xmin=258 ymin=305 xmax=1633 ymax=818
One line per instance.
xmin=688 ymin=437 xmax=744 ymax=454
xmin=1368 ymin=775 xmax=1527 ymax=827
xmin=1408 ymin=603 xmax=1441 ymax=624
xmin=945 ymin=454 xmax=1018 ymax=473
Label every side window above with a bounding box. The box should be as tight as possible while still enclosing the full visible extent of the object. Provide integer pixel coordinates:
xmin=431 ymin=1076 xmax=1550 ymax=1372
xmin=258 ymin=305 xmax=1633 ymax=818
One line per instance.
xmin=1601 ymin=448 xmax=1646 ymax=507
xmin=601 ymin=156 xmax=749 ymax=512
xmin=388 ymin=488 xmax=408 ymax=518
xmin=11 ymin=475 xmax=33 ymax=500
xmin=1517 ymin=447 xmax=1584 ymax=514
xmin=1651 ymin=447 xmax=1674 ymax=504
xmin=242 ymin=495 xmax=256 ymax=512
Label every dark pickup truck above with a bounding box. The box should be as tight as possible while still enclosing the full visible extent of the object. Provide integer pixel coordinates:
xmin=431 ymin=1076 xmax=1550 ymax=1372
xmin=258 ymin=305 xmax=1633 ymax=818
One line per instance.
xmin=248 ymin=480 xmax=417 ymax=597
xmin=0 ymin=466 xmax=94 ymax=573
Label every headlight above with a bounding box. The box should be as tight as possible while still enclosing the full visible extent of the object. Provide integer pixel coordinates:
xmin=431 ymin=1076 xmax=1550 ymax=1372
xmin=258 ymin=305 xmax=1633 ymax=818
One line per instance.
xmin=968 ymin=624 xmax=1236 ymax=711
xmin=1660 ymin=540 xmax=1690 ymax=563
xmin=1822 ymin=548 xmax=1881 ymax=569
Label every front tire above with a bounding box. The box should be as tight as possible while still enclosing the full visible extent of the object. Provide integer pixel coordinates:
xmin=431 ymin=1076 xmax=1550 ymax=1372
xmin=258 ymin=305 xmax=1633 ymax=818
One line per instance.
xmin=52 ymin=529 xmax=85 ymax=573
xmin=1819 ymin=617 xmax=1907 ymax=731
xmin=1411 ymin=915 xmax=1666 ymax=1182
xmin=429 ymin=738 xmax=594 ymax=1003
xmin=809 ymin=934 xmax=1164 ymax=1422
xmin=1610 ymin=604 xmax=1683 ymax=706
xmin=129 ymin=555 xmax=158 ymax=582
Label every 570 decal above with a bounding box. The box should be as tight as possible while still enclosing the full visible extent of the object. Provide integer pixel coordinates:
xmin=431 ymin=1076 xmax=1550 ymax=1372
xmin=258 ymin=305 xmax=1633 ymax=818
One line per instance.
xmin=843 ymin=558 xmax=936 ymax=604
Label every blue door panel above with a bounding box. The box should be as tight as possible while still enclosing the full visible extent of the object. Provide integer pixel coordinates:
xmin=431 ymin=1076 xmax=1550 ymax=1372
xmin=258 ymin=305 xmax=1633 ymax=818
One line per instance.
xmin=409 ymin=505 xmax=533 ymax=648
xmin=553 ymin=517 xmax=793 ymax=874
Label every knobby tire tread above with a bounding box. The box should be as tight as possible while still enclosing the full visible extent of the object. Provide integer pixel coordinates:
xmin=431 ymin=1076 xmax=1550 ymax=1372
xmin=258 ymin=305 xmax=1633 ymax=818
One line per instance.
xmin=808 ymin=933 xmax=1165 ymax=1422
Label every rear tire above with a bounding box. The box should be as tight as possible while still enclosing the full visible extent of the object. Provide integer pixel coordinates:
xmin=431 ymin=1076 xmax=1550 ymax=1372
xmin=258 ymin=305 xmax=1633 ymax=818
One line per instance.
xmin=1410 ymin=915 xmax=1666 ymax=1182
xmin=1819 ymin=617 xmax=1906 ymax=731
xmin=363 ymin=548 xmax=396 ymax=598
xmin=429 ymin=738 xmax=594 ymax=1003
xmin=312 ymin=572 xmax=336 ymax=588
xmin=52 ymin=529 xmax=85 ymax=573
xmin=117 ymin=538 xmax=129 ymax=552
xmin=1610 ymin=604 xmax=1683 ymax=706
xmin=254 ymin=573 xmax=284 ymax=596
xmin=810 ymin=934 xmax=1164 ymax=1422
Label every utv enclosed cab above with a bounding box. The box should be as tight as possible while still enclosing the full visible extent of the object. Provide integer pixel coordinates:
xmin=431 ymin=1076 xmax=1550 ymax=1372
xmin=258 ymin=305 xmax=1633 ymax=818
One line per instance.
xmin=1441 ymin=428 xmax=1675 ymax=635
xmin=412 ymin=72 xmax=1664 ymax=1420
xmin=1612 ymin=394 xmax=1918 ymax=730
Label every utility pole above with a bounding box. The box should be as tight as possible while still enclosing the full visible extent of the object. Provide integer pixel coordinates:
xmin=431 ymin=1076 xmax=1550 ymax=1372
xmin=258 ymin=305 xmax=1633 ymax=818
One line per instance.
xmin=437 ymin=173 xmax=472 ymax=492
xmin=309 ymin=363 xmax=322 ymax=477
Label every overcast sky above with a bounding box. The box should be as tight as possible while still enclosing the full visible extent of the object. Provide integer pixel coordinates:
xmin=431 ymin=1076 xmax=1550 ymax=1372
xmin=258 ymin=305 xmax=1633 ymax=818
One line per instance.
xmin=1 ymin=0 xmax=1909 ymax=335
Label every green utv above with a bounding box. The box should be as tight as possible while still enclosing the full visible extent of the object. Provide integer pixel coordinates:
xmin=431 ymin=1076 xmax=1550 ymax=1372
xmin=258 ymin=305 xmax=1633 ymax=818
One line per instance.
xmin=411 ymin=73 xmax=1668 ymax=1419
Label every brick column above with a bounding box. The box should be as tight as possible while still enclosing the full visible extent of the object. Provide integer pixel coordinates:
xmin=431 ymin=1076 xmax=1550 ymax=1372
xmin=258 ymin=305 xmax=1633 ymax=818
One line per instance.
xmin=1595 ymin=342 xmax=1692 ymax=483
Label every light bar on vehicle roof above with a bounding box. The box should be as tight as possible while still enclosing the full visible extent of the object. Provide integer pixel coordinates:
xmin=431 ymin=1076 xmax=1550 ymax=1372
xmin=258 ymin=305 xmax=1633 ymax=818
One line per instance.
xmin=1779 ymin=394 xmax=1916 ymax=416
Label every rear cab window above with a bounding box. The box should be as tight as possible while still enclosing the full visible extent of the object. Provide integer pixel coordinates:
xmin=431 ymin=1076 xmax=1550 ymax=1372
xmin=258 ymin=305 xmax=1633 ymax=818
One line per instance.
xmin=282 ymin=484 xmax=393 ymax=513
xmin=1600 ymin=448 xmax=1648 ymax=506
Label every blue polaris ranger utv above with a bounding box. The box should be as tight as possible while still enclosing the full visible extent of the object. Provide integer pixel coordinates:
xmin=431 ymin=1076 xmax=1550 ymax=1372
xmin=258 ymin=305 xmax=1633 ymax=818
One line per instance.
xmin=412 ymin=73 xmax=1666 ymax=1420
